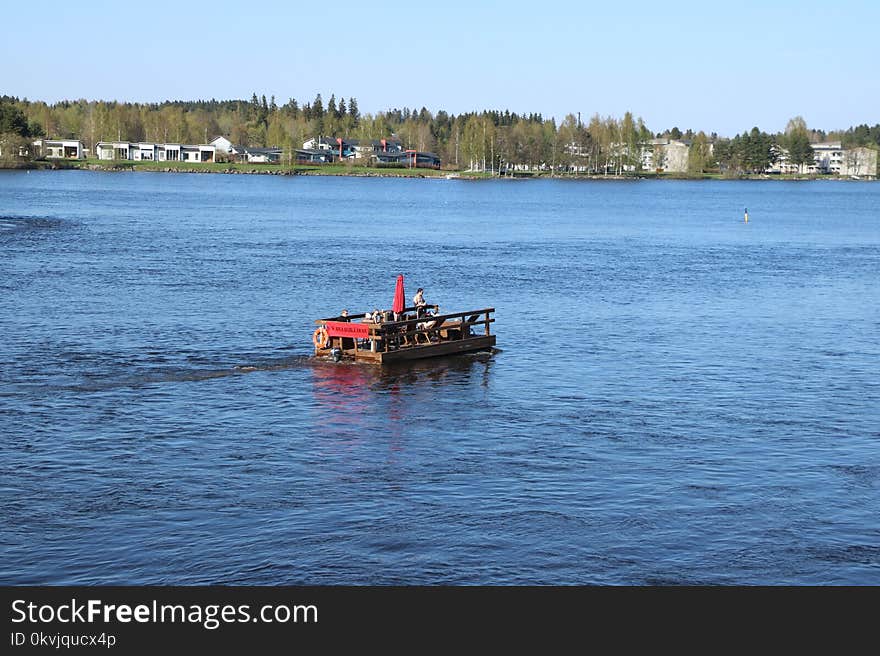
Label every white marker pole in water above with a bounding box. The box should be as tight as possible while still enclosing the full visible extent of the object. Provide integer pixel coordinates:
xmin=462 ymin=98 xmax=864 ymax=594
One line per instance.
xmin=744 ymin=207 xmax=749 ymax=223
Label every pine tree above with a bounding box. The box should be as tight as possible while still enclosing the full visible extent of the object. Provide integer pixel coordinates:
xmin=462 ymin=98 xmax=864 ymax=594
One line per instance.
xmin=0 ymin=101 xmax=32 ymax=136
xmin=328 ymin=94 xmax=337 ymax=119
xmin=787 ymin=132 xmax=814 ymax=171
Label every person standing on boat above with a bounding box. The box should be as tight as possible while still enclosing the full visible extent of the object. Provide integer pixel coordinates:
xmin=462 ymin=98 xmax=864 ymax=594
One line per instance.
xmin=413 ymin=288 xmax=427 ymax=317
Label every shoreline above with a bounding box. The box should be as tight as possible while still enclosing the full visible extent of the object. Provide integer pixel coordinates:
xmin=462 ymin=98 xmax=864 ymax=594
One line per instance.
xmin=0 ymin=160 xmax=875 ymax=181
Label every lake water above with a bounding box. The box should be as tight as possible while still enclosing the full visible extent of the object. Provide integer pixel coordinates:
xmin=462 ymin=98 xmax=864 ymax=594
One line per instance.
xmin=1 ymin=171 xmax=878 ymax=585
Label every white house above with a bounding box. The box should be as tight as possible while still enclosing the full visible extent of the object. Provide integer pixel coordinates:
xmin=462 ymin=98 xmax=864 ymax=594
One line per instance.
xmin=768 ymin=141 xmax=874 ymax=176
xmin=33 ymin=139 xmax=84 ymax=159
xmin=209 ymin=136 xmax=234 ymax=154
xmin=95 ymin=141 xmax=215 ymax=163
xmin=642 ymin=138 xmax=689 ymax=173
xmin=159 ymin=144 xmax=181 ymax=161
xmin=302 ymin=136 xmax=338 ymax=151
xmin=95 ymin=141 xmax=130 ymax=160
xmin=133 ymin=143 xmax=157 ymax=160
xmin=182 ymin=144 xmax=215 ymax=162
xmin=767 ymin=146 xmax=798 ymax=174
xmin=809 ymin=142 xmax=844 ymax=174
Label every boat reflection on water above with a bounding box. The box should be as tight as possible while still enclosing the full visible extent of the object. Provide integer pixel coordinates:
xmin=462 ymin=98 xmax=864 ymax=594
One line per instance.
xmin=309 ymin=351 xmax=496 ymax=444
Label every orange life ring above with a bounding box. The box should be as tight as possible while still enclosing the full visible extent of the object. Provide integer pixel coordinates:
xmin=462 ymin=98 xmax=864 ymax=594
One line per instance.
xmin=312 ymin=327 xmax=329 ymax=349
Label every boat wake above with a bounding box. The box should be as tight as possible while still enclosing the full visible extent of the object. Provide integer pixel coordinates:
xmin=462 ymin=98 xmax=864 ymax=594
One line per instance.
xmin=142 ymin=355 xmax=312 ymax=386
xmin=0 ymin=215 xmax=73 ymax=234
xmin=28 ymin=354 xmax=318 ymax=394
xmin=6 ymin=345 xmax=501 ymax=397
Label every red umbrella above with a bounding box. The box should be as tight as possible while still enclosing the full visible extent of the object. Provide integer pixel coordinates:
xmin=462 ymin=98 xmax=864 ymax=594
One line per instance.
xmin=392 ymin=274 xmax=405 ymax=315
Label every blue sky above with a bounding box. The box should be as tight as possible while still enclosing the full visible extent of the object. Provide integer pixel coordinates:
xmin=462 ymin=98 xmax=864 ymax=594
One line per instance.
xmin=2 ymin=0 xmax=877 ymax=136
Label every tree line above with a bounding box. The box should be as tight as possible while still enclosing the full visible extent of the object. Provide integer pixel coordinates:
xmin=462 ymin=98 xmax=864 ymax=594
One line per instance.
xmin=2 ymin=94 xmax=878 ymax=173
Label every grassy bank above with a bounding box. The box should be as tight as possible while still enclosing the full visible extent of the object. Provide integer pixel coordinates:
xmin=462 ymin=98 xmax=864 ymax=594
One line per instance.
xmin=42 ymin=159 xmax=455 ymax=178
xmin=2 ymin=158 xmax=873 ymax=181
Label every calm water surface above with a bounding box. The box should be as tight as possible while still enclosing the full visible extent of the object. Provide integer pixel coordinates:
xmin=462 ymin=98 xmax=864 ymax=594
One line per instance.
xmin=1 ymin=171 xmax=878 ymax=584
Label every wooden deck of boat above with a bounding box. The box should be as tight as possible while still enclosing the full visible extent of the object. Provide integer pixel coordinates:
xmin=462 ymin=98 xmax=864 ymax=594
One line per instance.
xmin=324 ymin=334 xmax=496 ymax=363
xmin=313 ymin=306 xmax=496 ymax=365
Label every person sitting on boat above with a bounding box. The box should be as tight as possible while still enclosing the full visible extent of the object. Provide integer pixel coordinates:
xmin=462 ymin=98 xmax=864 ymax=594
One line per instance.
xmin=415 ymin=307 xmax=431 ymax=328
xmin=415 ymin=309 xmax=442 ymax=344
xmin=413 ymin=288 xmax=427 ymax=317
xmin=415 ymin=318 xmax=429 ymax=343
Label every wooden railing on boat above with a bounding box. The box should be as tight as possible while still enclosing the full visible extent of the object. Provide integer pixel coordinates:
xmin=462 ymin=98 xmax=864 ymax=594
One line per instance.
xmin=314 ymin=305 xmax=495 ymax=358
